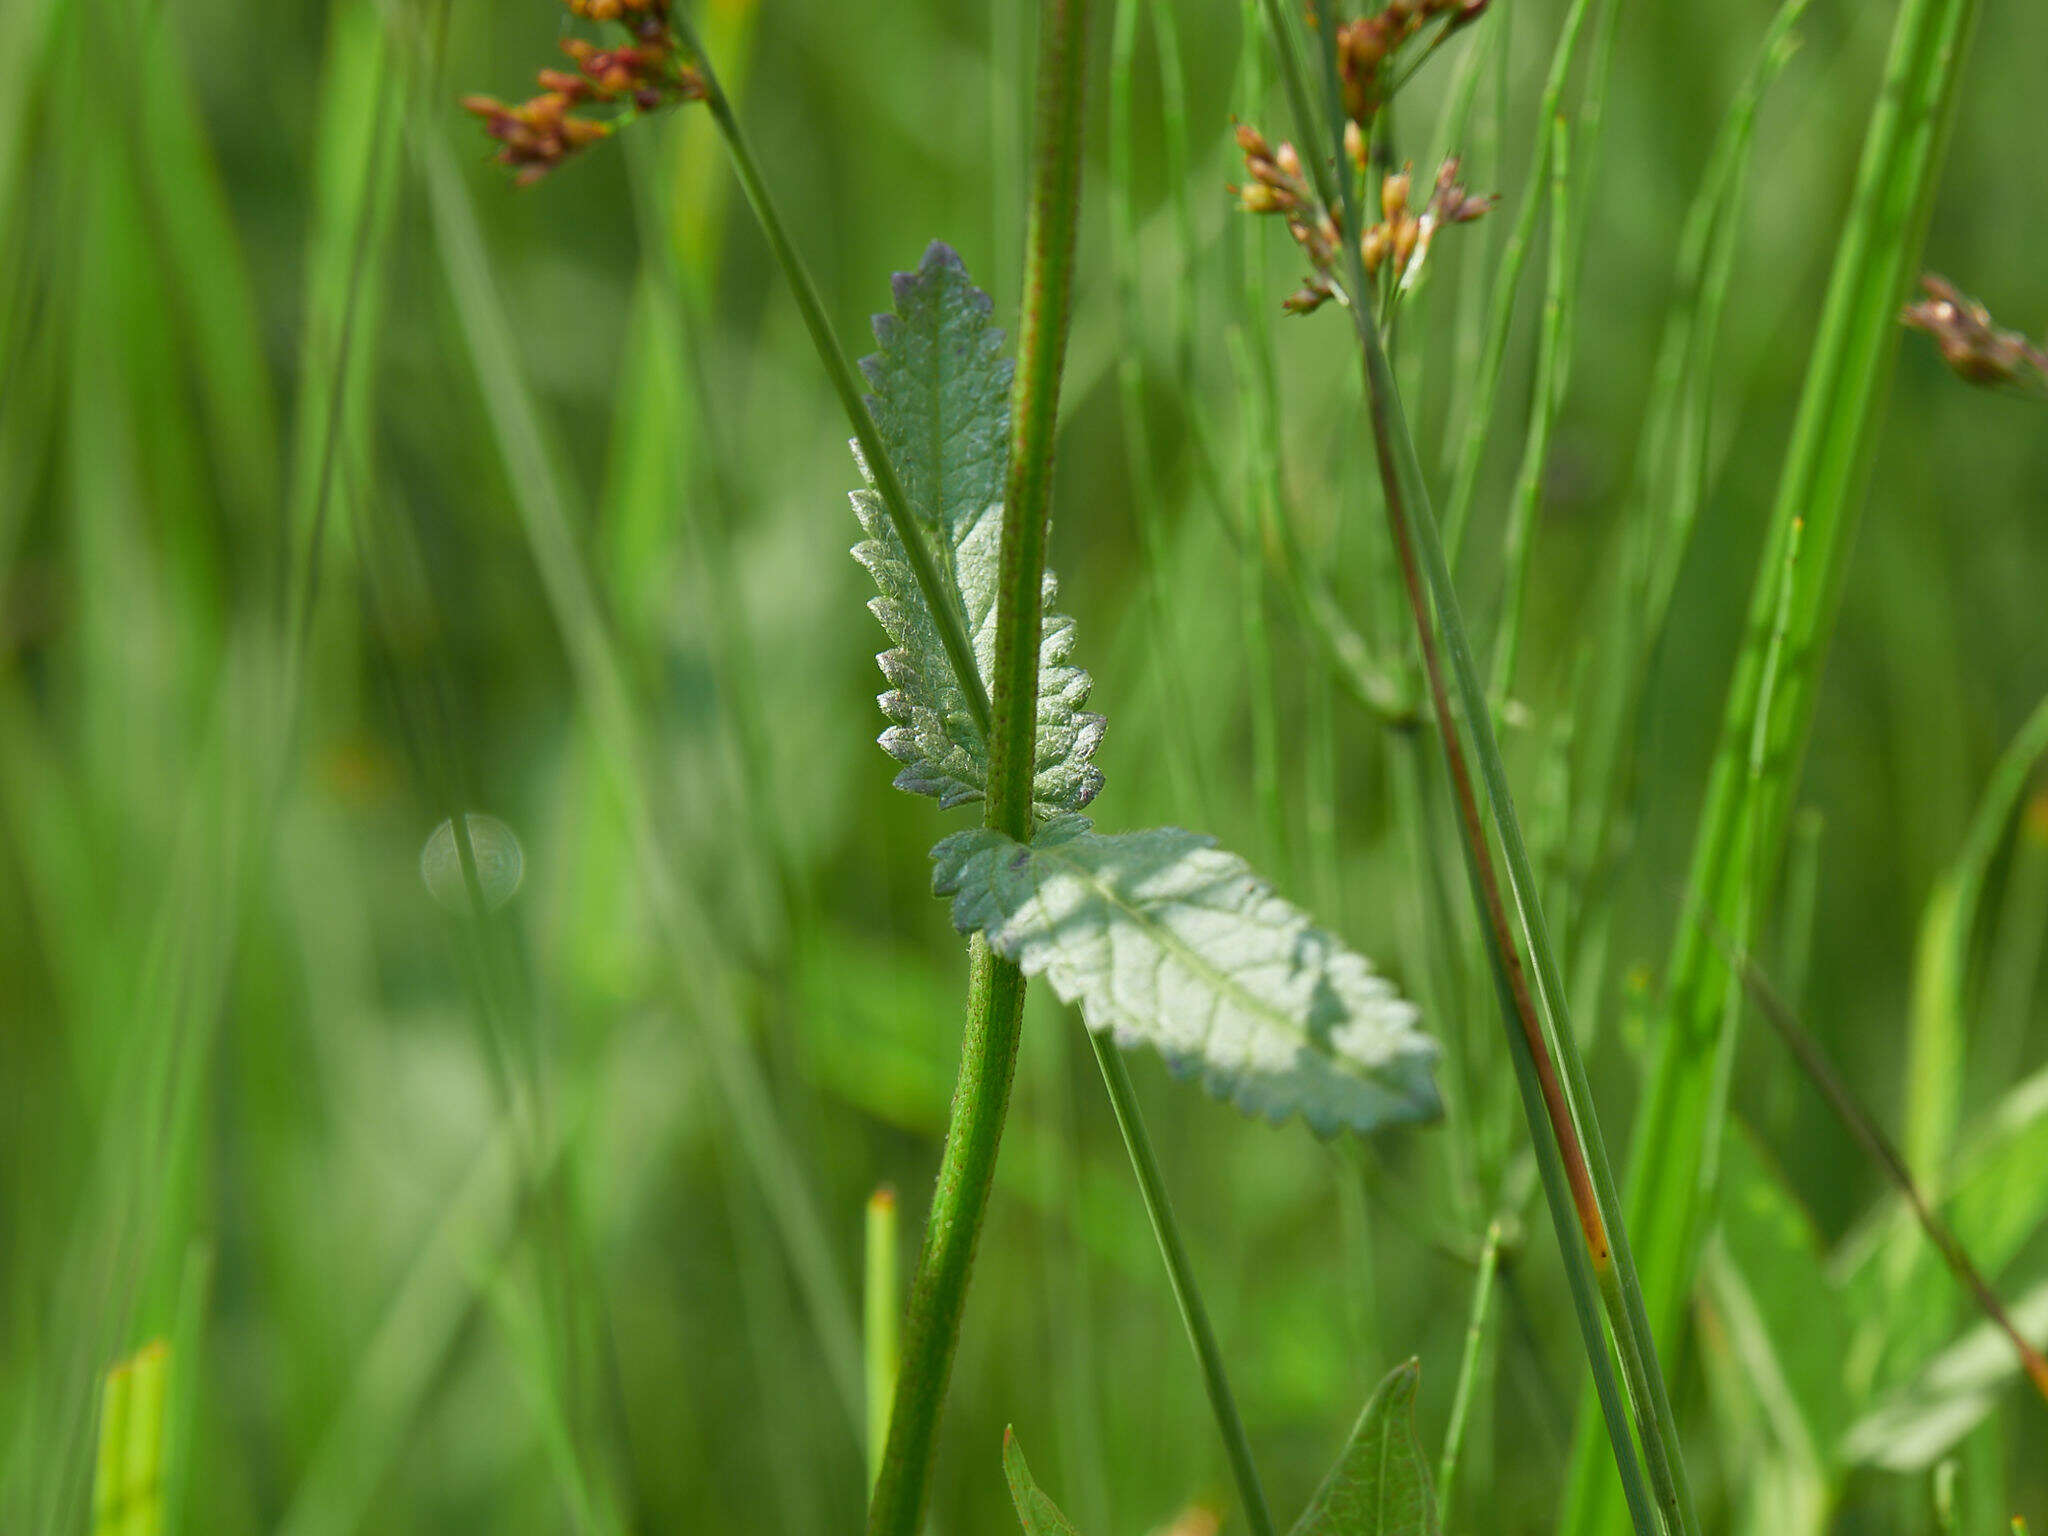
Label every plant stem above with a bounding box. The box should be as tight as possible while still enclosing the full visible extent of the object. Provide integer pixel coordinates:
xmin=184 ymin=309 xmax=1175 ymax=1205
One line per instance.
xmin=1565 ymin=0 xmax=1984 ymax=1518
xmin=669 ymin=8 xmax=992 ymax=740
xmin=1088 ymin=1036 xmax=1279 ymax=1536
xmin=1436 ymin=1218 xmax=1502 ymax=1514
xmin=1707 ymin=930 xmax=2048 ymax=1403
xmin=866 ymin=2 xmax=1091 ymax=1530
xmin=868 ymin=948 xmax=1028 ymax=1535
xmin=983 ymin=0 xmax=1089 ymax=837
xmin=865 ymin=1187 xmax=900 ymax=1492
xmin=1248 ymin=3 xmax=1699 ymax=1529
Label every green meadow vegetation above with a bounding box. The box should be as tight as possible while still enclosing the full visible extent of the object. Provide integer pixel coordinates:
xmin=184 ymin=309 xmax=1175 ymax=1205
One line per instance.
xmin=4 ymin=0 xmax=2048 ymax=1530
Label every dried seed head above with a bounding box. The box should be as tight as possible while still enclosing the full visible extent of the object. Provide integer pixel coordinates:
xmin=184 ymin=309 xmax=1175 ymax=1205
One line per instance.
xmin=1231 ymin=119 xmax=1326 ymax=254
xmin=1381 ymin=164 xmax=1412 ymax=222
xmin=1426 ymin=156 xmax=1497 ymax=225
xmin=1392 ymin=216 xmax=1419 ymax=272
xmin=465 ymin=0 xmax=703 ymax=185
xmin=1333 ymin=0 xmax=1490 ymax=126
xmin=1362 ymin=223 xmax=1391 ymax=275
xmin=1282 ymin=275 xmax=1337 ymax=315
xmin=1344 ymin=120 xmax=1367 ymax=173
xmin=1901 ymin=273 xmax=2048 ymax=393
xmin=1235 ymin=181 xmax=1289 ymax=214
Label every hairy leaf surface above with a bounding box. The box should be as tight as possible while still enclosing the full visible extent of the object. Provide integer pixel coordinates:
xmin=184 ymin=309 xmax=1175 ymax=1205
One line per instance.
xmin=1292 ymin=1360 xmax=1440 ymax=1536
xmin=850 ymin=241 xmax=1103 ymax=816
xmin=932 ymin=818 xmax=1439 ymax=1136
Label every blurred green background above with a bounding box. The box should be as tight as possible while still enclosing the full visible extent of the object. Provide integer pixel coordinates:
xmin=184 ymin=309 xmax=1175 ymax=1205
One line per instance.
xmin=2 ymin=0 xmax=2046 ymax=1531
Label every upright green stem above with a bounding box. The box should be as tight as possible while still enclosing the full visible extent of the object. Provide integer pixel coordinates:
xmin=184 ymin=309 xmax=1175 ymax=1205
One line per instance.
xmin=984 ymin=0 xmax=1089 ymax=834
xmin=1248 ymin=2 xmax=1698 ymax=1528
xmin=671 ymin=9 xmax=992 ymax=741
xmin=1566 ymin=0 xmax=1982 ymax=1520
xmin=868 ymin=949 xmax=1028 ymax=1535
xmin=1437 ymin=1218 xmax=1501 ymax=1512
xmin=866 ymin=3 xmax=1091 ymax=1531
xmin=1088 ymin=1037 xmax=1279 ymax=1536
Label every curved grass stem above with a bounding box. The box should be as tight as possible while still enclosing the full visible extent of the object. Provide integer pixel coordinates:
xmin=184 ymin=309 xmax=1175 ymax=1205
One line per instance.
xmin=1088 ymin=1035 xmax=1279 ymax=1536
xmin=669 ymin=8 xmax=992 ymax=741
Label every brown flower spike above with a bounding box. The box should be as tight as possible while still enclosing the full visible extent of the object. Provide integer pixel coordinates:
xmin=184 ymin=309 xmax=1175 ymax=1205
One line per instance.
xmin=1901 ymin=273 xmax=2048 ymax=396
xmin=463 ymin=0 xmax=706 ymax=185
xmin=1234 ymin=128 xmax=1493 ymax=313
xmin=1336 ymin=0 xmax=1489 ymax=128
xmin=1234 ymin=1 xmax=1492 ymax=314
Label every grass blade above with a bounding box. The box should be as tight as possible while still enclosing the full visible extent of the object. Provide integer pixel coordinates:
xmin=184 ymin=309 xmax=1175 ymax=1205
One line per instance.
xmin=1574 ymin=2 xmax=1991 ymax=1524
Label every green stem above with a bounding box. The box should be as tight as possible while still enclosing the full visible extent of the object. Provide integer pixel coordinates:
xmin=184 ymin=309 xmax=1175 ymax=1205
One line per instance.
xmin=1358 ymin=235 xmax=1703 ymax=1536
xmin=1089 ymin=1036 xmax=1279 ymax=1536
xmin=671 ymin=9 xmax=992 ymax=741
xmin=1567 ymin=0 xmax=1983 ymax=1519
xmin=1364 ymin=195 xmax=1708 ymax=1536
xmin=983 ymin=0 xmax=1089 ymax=835
xmin=868 ymin=948 xmax=1028 ymax=1535
xmin=1440 ymin=0 xmax=1597 ymax=567
xmin=1486 ymin=112 xmax=1572 ymax=704
xmin=1248 ymin=4 xmax=1699 ymax=1529
xmin=1436 ymin=1218 xmax=1502 ymax=1514
xmin=866 ymin=2 xmax=1091 ymax=1530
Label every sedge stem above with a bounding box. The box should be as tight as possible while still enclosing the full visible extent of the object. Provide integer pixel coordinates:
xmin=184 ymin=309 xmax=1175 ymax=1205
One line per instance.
xmin=1088 ymin=1036 xmax=1279 ymax=1536
xmin=1245 ymin=2 xmax=1700 ymax=1529
xmin=671 ymin=8 xmax=993 ymax=741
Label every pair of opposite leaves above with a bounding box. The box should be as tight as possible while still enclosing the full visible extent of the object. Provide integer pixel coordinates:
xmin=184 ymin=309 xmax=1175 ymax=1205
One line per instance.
xmin=1005 ymin=1359 xmax=1440 ymax=1536
xmin=849 ymin=241 xmax=1440 ymax=1140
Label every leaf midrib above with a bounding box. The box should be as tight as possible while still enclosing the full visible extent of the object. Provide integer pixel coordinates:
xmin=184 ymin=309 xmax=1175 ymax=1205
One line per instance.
xmin=1029 ymin=835 xmax=1400 ymax=1094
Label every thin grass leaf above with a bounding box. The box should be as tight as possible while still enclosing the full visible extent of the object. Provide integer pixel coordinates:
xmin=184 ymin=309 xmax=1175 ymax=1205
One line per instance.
xmin=931 ymin=816 xmax=1439 ymax=1136
xmin=1568 ymin=0 xmax=1989 ymax=1518
xmin=419 ymin=122 xmax=863 ymax=1429
xmin=1890 ymin=691 xmax=2048 ymax=1343
xmin=273 ymin=1120 xmax=526 ymax=1536
xmin=851 ymin=242 xmax=1104 ymax=817
xmin=1698 ymin=1248 xmax=1829 ymax=1536
xmin=1837 ymin=1058 xmax=2048 ymax=1383
xmin=1291 ymin=1359 xmax=1440 ymax=1536
xmin=121 ymin=4 xmax=280 ymax=534
xmin=1841 ymin=1278 xmax=2048 ymax=1472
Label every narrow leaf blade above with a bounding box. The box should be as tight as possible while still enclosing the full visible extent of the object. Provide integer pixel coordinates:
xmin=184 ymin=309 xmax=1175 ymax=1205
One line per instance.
xmin=933 ymin=819 xmax=1440 ymax=1136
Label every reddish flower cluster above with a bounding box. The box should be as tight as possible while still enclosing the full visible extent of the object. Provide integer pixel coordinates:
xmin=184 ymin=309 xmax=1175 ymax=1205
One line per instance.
xmin=1337 ymin=0 xmax=1488 ymax=127
xmin=1362 ymin=157 xmax=1495 ymax=283
xmin=463 ymin=0 xmax=706 ymax=185
xmin=1233 ymin=122 xmax=1493 ymax=314
xmin=1901 ymin=274 xmax=2048 ymax=396
xmin=1232 ymin=124 xmax=1340 ymax=267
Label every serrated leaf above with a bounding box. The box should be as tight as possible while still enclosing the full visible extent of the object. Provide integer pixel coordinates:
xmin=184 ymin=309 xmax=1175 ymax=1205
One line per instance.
xmin=1291 ymin=1359 xmax=1439 ymax=1536
xmin=931 ymin=818 xmax=1440 ymax=1137
xmin=1002 ymin=1429 xmax=1083 ymax=1536
xmin=849 ymin=241 xmax=1103 ymax=818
